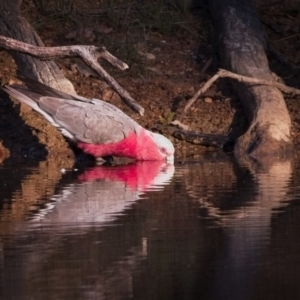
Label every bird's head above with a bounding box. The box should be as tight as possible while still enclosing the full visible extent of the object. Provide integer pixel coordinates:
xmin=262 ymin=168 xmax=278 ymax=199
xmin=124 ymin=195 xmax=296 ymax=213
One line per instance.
xmin=149 ymin=132 xmax=175 ymax=162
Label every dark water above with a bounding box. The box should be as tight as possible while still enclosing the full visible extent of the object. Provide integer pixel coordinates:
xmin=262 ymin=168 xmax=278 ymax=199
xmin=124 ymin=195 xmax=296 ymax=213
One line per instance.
xmin=1 ymin=154 xmax=300 ymax=300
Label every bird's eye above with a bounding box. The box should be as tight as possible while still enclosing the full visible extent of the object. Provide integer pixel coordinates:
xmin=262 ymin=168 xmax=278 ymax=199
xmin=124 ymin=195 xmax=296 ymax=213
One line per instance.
xmin=160 ymin=147 xmax=167 ymax=154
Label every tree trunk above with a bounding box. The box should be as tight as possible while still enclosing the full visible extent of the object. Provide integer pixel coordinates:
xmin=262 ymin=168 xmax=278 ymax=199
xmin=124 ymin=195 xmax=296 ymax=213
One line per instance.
xmin=0 ymin=0 xmax=75 ymax=160
xmin=209 ymin=0 xmax=293 ymax=159
xmin=0 ymin=0 xmax=75 ymax=93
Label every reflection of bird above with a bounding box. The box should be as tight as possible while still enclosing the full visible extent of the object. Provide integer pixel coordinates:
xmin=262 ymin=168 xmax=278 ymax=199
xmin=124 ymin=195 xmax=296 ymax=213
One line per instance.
xmin=30 ymin=161 xmax=175 ymax=224
xmin=4 ymin=79 xmax=174 ymax=161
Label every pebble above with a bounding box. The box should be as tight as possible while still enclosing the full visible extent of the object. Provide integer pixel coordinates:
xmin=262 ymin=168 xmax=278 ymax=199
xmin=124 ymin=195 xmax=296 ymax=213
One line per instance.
xmin=204 ymin=97 xmax=213 ymax=103
xmin=138 ymin=51 xmax=156 ymax=60
xmin=145 ymin=53 xmax=156 ymax=60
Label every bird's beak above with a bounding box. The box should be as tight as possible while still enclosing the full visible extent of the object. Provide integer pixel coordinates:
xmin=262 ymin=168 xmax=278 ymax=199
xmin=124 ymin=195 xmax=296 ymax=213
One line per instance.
xmin=166 ymin=155 xmax=174 ymax=163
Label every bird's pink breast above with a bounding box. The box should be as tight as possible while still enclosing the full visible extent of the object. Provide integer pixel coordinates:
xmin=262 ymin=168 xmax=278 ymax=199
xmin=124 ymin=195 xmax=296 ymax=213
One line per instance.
xmin=77 ymin=131 xmax=139 ymax=159
xmin=77 ymin=129 xmax=164 ymax=160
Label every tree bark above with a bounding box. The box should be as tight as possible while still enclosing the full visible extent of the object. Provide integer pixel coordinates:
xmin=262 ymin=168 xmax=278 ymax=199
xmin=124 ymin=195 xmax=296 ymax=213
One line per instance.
xmin=209 ymin=0 xmax=293 ymax=159
xmin=0 ymin=0 xmax=75 ymax=93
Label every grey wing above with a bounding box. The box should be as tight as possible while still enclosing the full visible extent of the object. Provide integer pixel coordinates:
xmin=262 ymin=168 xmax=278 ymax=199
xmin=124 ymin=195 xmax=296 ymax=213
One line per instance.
xmin=39 ymin=97 xmax=140 ymax=144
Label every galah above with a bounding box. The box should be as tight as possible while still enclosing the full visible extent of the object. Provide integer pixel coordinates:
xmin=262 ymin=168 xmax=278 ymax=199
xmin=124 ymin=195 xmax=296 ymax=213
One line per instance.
xmin=4 ymin=79 xmax=174 ymax=162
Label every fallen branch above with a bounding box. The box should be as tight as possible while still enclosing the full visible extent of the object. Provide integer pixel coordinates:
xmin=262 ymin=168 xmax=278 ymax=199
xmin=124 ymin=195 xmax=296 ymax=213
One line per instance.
xmin=0 ymin=35 xmax=144 ymax=115
xmin=184 ymin=68 xmax=300 ymax=113
xmin=156 ymin=124 xmax=229 ymax=148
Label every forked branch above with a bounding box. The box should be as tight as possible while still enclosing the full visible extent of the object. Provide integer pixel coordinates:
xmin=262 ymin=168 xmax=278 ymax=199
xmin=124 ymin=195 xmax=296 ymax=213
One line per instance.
xmin=0 ymin=35 xmax=144 ymax=115
xmin=184 ymin=68 xmax=300 ymax=113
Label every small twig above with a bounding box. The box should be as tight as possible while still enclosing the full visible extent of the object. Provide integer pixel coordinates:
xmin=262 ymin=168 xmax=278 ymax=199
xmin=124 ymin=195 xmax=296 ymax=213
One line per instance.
xmin=268 ymin=44 xmax=299 ymax=74
xmin=275 ymin=33 xmax=300 ymax=43
xmin=77 ymin=2 xmax=137 ymax=16
xmin=184 ymin=68 xmax=300 ymax=113
xmin=0 ymin=35 xmax=144 ymax=115
xmin=199 ymin=58 xmax=213 ymax=75
xmin=184 ymin=72 xmax=220 ymax=113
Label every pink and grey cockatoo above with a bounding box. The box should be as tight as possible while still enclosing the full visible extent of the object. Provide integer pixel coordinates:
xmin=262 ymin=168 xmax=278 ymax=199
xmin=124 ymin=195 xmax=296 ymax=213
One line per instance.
xmin=4 ymin=79 xmax=174 ymax=162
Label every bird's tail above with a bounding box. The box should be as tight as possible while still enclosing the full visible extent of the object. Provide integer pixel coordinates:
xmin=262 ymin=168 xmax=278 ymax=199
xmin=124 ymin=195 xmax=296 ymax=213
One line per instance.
xmin=3 ymin=85 xmax=59 ymax=127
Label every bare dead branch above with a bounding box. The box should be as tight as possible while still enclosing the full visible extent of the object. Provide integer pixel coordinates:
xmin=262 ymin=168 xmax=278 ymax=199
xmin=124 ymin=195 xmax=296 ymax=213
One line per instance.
xmin=199 ymin=58 xmax=213 ymax=75
xmin=0 ymin=35 xmax=145 ymax=115
xmin=184 ymin=68 xmax=300 ymax=113
xmin=184 ymin=72 xmax=220 ymax=113
xmin=217 ymin=69 xmax=300 ymax=94
xmin=78 ymin=2 xmax=137 ymax=16
xmin=156 ymin=124 xmax=229 ymax=148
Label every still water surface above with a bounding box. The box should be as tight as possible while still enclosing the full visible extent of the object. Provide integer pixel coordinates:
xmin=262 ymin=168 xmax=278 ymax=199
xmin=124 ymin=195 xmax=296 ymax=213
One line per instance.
xmin=1 ymin=155 xmax=300 ymax=300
